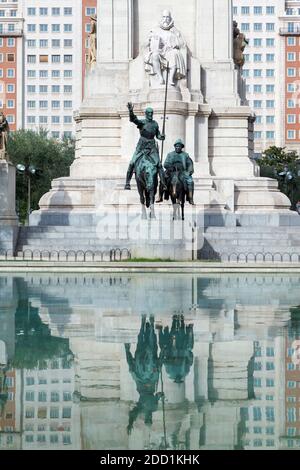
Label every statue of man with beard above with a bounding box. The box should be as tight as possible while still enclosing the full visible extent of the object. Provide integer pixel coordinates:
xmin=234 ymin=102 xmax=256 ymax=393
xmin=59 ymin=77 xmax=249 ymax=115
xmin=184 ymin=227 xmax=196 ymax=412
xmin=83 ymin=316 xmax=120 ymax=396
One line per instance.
xmin=144 ymin=10 xmax=186 ymax=86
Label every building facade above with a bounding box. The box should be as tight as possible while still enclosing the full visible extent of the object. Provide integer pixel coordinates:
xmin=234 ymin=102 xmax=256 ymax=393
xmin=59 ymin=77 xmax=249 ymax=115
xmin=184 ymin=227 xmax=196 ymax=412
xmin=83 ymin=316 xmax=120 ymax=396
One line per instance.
xmin=0 ymin=0 xmax=24 ymax=131
xmin=233 ymin=0 xmax=286 ymax=158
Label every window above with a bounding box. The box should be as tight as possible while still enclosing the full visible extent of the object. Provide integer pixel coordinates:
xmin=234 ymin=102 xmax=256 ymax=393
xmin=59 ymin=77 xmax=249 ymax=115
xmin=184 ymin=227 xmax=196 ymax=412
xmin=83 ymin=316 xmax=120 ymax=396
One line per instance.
xmin=64 ymin=24 xmax=72 ymax=33
xmin=266 ymin=427 xmax=274 ymax=435
xmin=287 ymin=363 xmax=295 ymax=370
xmin=25 ymin=408 xmax=35 ymax=418
xmin=27 ymin=85 xmax=36 ymax=93
xmin=28 ymin=8 xmax=36 ymax=16
xmin=52 ymin=39 xmax=60 ymax=48
xmin=64 ymin=70 xmax=72 ymax=78
xmin=52 ymin=55 xmax=60 ymax=63
xmin=27 ymin=24 xmax=36 ymax=33
xmin=64 ymin=131 xmax=72 ymax=139
xmin=51 ymin=392 xmax=60 ymax=402
xmin=254 ymin=54 xmax=262 ymax=62
xmin=266 ymin=131 xmax=275 ymax=140
xmin=266 ymin=116 xmax=275 ymax=124
xmin=266 ymin=379 xmax=274 ymax=387
xmin=52 ymin=85 xmax=60 ymax=93
xmin=287 ymin=381 xmax=296 ymax=388
xmin=26 ymin=391 xmax=35 ymax=401
xmin=266 ymin=69 xmax=274 ymax=77
xmin=253 ymin=100 xmax=262 ymax=109
xmin=40 ymin=70 xmax=48 ymax=78
xmin=39 ymin=55 xmax=48 ymax=63
xmin=288 ymin=130 xmax=296 ymax=139
xmin=64 ymin=101 xmax=72 ymax=109
xmin=288 ymin=52 xmax=296 ymax=61
xmin=288 ymin=100 xmax=296 ymax=108
xmin=253 ymin=407 xmax=262 ymax=421
xmin=52 ymin=70 xmax=60 ymax=78
xmin=52 ymin=8 xmax=60 ymax=16
xmin=266 ymin=23 xmax=275 ymax=32
xmin=287 ymin=83 xmax=295 ymax=92
xmin=39 ymin=85 xmax=48 ymax=93
xmin=64 ymin=55 xmax=73 ymax=63
xmin=266 ymin=347 xmax=275 ymax=357
xmin=50 ymin=435 xmax=59 ymax=444
xmin=27 ymin=55 xmax=36 ymax=64
xmin=266 ymin=85 xmax=275 ymax=93
xmin=254 ymin=7 xmax=262 ymax=15
xmin=52 ymin=24 xmax=60 ymax=33
xmin=28 ymin=70 xmax=36 ymax=78
xmin=242 ymin=69 xmax=250 ymax=77
xmin=38 ymin=392 xmax=47 ymax=402
xmin=7 ymin=38 xmax=15 ymax=47
xmin=266 ymin=6 xmax=275 ymax=15
xmin=40 ymin=24 xmax=48 ymax=33
xmin=50 ymin=407 xmax=59 ymax=419
xmin=288 ymin=37 xmax=295 ymax=46
xmin=64 ymin=116 xmax=72 ymax=124
xmin=254 ymin=23 xmax=262 ymax=31
xmin=254 ymin=378 xmax=262 ymax=387
xmin=39 ymin=116 xmax=48 ymax=124
xmin=27 ymin=101 xmax=36 ymax=109
xmin=254 ymin=38 xmax=262 ymax=47
xmin=241 ymin=7 xmax=250 ymax=15
xmin=52 ymin=116 xmax=60 ymax=124
xmin=266 ymin=38 xmax=275 ymax=47
xmin=255 ymin=116 xmax=262 ymax=124
xmin=266 ymin=100 xmax=275 ymax=109
xmin=254 ymin=131 xmax=262 ymax=139
xmin=266 ymin=395 xmax=274 ymax=401
xmin=266 ymin=54 xmax=275 ymax=62
xmin=254 ymin=85 xmax=262 ymax=93
xmin=40 ymin=8 xmax=48 ymax=16
xmin=63 ymin=435 xmax=71 ymax=445
xmin=52 ymin=131 xmax=60 ymax=139
xmin=64 ymin=85 xmax=72 ymax=93
xmin=25 ymin=435 xmax=34 ymax=443
xmin=6 ymin=69 xmax=14 ymax=78
xmin=64 ymin=39 xmax=72 ymax=48
xmin=287 ymin=408 xmax=296 ymax=423
xmin=28 ymin=39 xmax=36 ymax=48
xmin=62 ymin=407 xmax=71 ymax=419
xmin=40 ymin=39 xmax=48 ymax=48
xmin=52 ymin=101 xmax=60 ymax=109
xmin=241 ymin=23 xmax=250 ymax=32
xmin=26 ymin=377 xmax=35 ymax=386
xmin=39 ymin=101 xmax=48 ymax=109
xmin=254 ymin=69 xmax=262 ymax=77
xmin=233 ymin=6 xmax=237 ymax=15
xmin=64 ymin=8 xmax=72 ymax=16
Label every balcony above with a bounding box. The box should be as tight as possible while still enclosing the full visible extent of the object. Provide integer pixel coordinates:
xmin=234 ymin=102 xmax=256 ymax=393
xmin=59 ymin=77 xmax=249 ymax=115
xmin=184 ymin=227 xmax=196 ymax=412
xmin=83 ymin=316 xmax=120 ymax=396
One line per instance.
xmin=0 ymin=26 xmax=23 ymax=37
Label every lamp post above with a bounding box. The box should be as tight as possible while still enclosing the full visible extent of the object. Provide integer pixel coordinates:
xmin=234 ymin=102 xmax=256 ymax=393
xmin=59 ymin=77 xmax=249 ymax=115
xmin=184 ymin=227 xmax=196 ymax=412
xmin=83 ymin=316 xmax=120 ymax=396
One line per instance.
xmin=16 ymin=164 xmax=42 ymax=225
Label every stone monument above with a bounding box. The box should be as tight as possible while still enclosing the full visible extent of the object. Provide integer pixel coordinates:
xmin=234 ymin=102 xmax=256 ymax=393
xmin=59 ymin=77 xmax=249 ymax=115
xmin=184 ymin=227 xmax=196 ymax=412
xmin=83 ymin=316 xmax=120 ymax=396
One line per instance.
xmin=27 ymin=0 xmax=296 ymax=260
xmin=0 ymin=114 xmax=18 ymax=253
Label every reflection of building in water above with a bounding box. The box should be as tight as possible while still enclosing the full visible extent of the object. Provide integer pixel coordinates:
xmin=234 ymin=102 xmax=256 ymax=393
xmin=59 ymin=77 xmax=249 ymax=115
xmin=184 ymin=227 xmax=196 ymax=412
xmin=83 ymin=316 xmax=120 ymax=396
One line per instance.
xmin=0 ymin=369 xmax=21 ymax=450
xmin=22 ymin=357 xmax=80 ymax=450
xmin=280 ymin=312 xmax=300 ymax=450
xmin=1 ymin=273 xmax=300 ymax=450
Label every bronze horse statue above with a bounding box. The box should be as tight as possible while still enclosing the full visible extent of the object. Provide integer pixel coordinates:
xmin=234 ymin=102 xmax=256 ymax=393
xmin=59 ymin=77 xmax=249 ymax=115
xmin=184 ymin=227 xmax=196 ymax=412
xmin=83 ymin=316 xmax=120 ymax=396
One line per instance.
xmin=135 ymin=149 xmax=162 ymax=219
xmin=167 ymin=167 xmax=186 ymax=221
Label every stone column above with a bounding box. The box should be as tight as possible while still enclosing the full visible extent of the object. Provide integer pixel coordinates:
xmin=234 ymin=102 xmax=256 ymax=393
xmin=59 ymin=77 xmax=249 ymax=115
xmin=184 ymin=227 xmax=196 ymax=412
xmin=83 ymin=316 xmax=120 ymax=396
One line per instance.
xmin=0 ymin=161 xmax=18 ymax=252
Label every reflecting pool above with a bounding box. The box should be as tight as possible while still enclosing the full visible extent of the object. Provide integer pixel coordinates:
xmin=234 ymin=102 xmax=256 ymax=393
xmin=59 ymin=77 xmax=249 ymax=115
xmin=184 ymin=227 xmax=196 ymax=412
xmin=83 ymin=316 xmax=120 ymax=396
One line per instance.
xmin=0 ymin=273 xmax=300 ymax=450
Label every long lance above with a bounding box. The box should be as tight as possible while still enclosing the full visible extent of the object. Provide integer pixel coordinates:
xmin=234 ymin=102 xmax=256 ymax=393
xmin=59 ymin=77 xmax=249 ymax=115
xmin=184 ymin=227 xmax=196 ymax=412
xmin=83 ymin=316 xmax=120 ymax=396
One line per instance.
xmin=160 ymin=62 xmax=170 ymax=164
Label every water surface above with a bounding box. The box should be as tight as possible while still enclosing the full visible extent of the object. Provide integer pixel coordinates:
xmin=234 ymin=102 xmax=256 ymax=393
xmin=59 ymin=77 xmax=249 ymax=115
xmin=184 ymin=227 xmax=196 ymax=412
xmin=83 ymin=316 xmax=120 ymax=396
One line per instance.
xmin=0 ymin=273 xmax=300 ymax=450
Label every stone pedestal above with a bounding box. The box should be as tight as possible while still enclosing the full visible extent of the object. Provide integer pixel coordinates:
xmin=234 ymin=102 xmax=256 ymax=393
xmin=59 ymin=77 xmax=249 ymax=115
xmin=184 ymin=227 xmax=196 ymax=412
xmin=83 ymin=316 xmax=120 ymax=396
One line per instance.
xmin=0 ymin=161 xmax=18 ymax=253
xmin=26 ymin=0 xmax=294 ymax=259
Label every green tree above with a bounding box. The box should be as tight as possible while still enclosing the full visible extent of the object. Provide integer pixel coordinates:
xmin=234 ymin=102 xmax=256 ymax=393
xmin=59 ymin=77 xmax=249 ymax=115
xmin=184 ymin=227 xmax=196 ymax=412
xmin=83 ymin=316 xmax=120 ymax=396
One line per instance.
xmin=258 ymin=146 xmax=300 ymax=210
xmin=7 ymin=129 xmax=75 ymax=223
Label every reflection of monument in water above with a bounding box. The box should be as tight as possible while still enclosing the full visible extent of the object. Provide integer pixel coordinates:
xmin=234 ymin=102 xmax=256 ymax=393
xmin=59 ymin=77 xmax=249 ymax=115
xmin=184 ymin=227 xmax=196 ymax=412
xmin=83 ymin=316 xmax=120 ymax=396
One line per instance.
xmin=13 ymin=272 xmax=300 ymax=450
xmin=22 ymin=0 xmax=297 ymax=261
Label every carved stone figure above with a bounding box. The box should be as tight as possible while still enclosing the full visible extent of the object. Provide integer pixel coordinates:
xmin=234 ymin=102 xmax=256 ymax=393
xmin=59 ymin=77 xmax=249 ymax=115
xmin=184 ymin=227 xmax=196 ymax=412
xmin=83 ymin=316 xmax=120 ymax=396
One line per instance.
xmin=144 ymin=10 xmax=186 ymax=86
xmin=0 ymin=112 xmax=9 ymax=161
xmin=233 ymin=21 xmax=248 ymax=69
xmin=88 ymin=14 xmax=97 ymax=67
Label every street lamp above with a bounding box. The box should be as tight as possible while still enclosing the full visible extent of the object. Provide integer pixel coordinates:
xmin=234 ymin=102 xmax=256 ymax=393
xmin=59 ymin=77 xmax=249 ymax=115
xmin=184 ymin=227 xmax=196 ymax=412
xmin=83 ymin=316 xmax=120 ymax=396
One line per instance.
xmin=16 ymin=164 xmax=43 ymax=225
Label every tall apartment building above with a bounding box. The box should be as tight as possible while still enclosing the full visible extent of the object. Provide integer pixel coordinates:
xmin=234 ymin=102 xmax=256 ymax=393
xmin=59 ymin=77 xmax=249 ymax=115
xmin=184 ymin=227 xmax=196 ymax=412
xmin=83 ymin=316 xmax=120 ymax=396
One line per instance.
xmin=233 ymin=1 xmax=286 ymax=157
xmin=0 ymin=0 xmax=24 ymax=131
xmin=0 ymin=1 xmax=97 ymax=138
xmin=279 ymin=1 xmax=300 ymax=151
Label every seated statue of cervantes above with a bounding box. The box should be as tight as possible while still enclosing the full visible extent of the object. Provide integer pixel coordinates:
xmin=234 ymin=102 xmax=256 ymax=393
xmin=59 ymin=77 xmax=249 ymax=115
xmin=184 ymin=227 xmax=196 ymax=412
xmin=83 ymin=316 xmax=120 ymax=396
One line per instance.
xmin=144 ymin=10 xmax=186 ymax=86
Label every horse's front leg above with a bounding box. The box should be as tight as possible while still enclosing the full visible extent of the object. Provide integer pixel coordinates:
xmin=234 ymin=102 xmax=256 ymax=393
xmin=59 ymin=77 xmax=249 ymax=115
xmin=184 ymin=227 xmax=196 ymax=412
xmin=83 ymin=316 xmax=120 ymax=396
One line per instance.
xmin=149 ymin=190 xmax=156 ymax=219
xmin=181 ymin=198 xmax=185 ymax=221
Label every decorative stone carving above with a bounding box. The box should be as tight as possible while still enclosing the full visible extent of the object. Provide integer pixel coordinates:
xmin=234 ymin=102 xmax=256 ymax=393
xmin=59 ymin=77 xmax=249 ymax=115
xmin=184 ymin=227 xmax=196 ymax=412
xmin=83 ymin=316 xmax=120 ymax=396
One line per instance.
xmin=88 ymin=14 xmax=97 ymax=67
xmin=144 ymin=10 xmax=186 ymax=86
xmin=233 ymin=21 xmax=248 ymax=69
xmin=0 ymin=112 xmax=9 ymax=161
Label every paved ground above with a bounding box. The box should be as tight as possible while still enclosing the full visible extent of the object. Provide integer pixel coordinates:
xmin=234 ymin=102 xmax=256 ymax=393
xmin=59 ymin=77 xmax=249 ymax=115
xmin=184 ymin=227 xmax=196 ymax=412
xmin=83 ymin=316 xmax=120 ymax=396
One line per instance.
xmin=0 ymin=260 xmax=300 ymax=273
